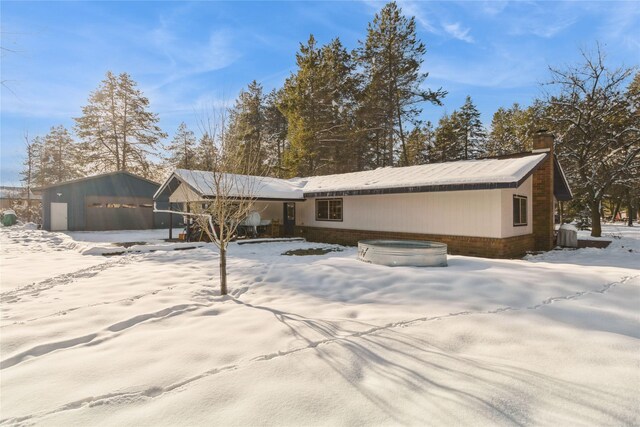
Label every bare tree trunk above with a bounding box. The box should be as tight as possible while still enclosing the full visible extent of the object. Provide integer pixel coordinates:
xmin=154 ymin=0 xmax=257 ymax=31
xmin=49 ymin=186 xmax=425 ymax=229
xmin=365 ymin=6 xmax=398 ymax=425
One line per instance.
xmin=627 ymin=190 xmax=634 ymax=227
xmin=590 ymin=200 xmax=602 ymax=237
xmin=611 ymin=200 xmax=621 ymax=222
xmin=396 ymin=104 xmax=408 ymax=166
xmin=219 ymin=245 xmax=228 ymax=295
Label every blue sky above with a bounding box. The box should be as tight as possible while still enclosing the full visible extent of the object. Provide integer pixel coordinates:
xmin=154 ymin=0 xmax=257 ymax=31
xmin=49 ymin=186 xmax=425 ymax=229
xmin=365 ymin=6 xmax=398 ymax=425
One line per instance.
xmin=2 ymin=1 xmax=639 ymax=184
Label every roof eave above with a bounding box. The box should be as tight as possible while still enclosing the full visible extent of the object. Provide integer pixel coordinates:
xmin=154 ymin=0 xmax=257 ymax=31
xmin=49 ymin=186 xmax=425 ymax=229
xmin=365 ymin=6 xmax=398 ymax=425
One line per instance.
xmin=37 ymin=170 xmax=160 ymax=191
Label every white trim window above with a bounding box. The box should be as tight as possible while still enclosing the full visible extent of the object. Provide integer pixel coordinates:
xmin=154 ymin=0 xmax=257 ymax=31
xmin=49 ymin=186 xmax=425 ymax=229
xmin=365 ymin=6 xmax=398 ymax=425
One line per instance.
xmin=316 ymin=198 xmax=343 ymax=221
xmin=513 ymin=195 xmax=527 ymax=226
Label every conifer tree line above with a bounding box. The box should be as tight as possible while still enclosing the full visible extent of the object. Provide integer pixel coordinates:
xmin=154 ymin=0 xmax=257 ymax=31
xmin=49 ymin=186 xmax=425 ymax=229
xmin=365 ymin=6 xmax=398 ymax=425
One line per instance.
xmin=20 ymin=3 xmax=638 ymax=235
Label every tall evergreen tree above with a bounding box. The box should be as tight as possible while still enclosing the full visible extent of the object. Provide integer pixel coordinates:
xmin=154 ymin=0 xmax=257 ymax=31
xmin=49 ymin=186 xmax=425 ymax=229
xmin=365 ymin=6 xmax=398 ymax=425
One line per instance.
xmin=226 ymin=80 xmax=267 ymax=174
xmin=196 ymin=132 xmax=217 ymax=172
xmin=21 ymin=135 xmax=43 ymax=187
xmin=30 ymin=125 xmax=82 ymax=185
xmin=431 ymin=112 xmax=463 ymax=162
xmin=456 ymin=96 xmax=487 ymax=159
xmin=488 ymin=102 xmax=545 ymax=155
xmin=75 ymin=71 xmax=166 ymax=178
xmin=402 ymin=121 xmax=434 ymax=166
xmin=263 ymin=89 xmax=288 ymax=177
xmin=356 ymin=1 xmax=445 ymax=167
xmin=281 ymin=36 xmax=357 ymax=176
xmin=166 ymin=122 xmax=197 ymax=169
xmin=317 ymin=38 xmax=358 ymax=174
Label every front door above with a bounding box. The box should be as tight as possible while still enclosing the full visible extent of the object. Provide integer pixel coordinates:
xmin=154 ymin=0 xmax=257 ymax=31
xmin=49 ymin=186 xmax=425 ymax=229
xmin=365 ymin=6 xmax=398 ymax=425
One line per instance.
xmin=50 ymin=202 xmax=68 ymax=231
xmin=283 ymin=202 xmax=295 ymax=237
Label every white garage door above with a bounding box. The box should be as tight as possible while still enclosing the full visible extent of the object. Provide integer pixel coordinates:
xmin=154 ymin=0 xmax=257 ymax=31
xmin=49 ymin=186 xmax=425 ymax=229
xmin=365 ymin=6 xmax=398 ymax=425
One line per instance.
xmin=50 ymin=202 xmax=68 ymax=231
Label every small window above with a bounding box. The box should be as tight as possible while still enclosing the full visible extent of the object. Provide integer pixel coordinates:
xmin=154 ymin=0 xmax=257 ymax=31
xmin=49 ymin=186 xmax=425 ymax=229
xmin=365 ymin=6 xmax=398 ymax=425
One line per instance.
xmin=513 ymin=195 xmax=527 ymax=226
xmin=316 ymin=199 xmax=342 ymax=221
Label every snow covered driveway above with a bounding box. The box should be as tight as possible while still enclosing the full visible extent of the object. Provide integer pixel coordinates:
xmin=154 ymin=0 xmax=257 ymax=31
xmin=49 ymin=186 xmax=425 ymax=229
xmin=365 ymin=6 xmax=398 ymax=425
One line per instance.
xmin=1 ymin=226 xmax=639 ymax=426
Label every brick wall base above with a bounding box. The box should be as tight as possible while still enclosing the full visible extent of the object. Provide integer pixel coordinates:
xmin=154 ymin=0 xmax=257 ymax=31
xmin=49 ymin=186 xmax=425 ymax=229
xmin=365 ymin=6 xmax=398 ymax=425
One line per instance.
xmin=296 ymin=226 xmax=535 ymax=259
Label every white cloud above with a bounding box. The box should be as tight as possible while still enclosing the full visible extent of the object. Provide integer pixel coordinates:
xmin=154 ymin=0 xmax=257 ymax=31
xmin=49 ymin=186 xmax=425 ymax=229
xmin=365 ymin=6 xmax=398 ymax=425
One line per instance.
xmin=442 ymin=22 xmax=474 ymax=43
xmin=397 ymin=1 xmax=439 ymax=34
xmin=147 ymin=26 xmax=241 ymax=89
xmin=424 ymin=46 xmax=546 ymax=89
xmin=596 ymin=2 xmax=640 ymax=51
xmin=478 ymin=1 xmax=509 ymax=16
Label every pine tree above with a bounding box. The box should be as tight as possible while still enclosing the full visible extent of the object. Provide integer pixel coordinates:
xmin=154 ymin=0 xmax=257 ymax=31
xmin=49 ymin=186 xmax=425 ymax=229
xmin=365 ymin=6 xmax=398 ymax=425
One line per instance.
xmin=19 ymin=133 xmax=40 ymax=222
xmin=402 ymin=122 xmax=434 ymax=166
xmin=281 ymin=36 xmax=357 ymax=176
xmin=488 ymin=106 xmax=518 ymax=156
xmin=431 ymin=112 xmax=463 ymax=162
xmin=456 ymin=96 xmax=487 ymax=159
xmin=22 ymin=135 xmax=42 ymax=187
xmin=488 ymin=102 xmax=545 ymax=155
xmin=29 ymin=136 xmax=47 ymax=187
xmin=263 ymin=89 xmax=288 ymax=177
xmin=356 ymin=1 xmax=445 ymax=167
xmin=75 ymin=71 xmax=166 ymax=178
xmin=166 ymin=122 xmax=197 ymax=169
xmin=226 ymin=81 xmax=267 ymax=174
xmin=28 ymin=125 xmax=82 ymax=186
xmin=196 ymin=132 xmax=217 ymax=172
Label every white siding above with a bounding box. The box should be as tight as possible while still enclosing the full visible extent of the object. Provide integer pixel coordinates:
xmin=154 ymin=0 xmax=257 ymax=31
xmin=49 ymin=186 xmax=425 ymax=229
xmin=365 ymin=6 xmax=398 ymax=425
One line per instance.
xmin=297 ymin=190 xmax=504 ymax=238
xmin=168 ymin=182 xmax=201 ymax=203
xmin=500 ymin=176 xmax=533 ymax=237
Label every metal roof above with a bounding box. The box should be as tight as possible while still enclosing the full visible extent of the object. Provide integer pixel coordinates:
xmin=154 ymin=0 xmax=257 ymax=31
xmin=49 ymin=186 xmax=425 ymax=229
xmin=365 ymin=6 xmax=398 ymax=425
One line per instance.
xmin=155 ymin=152 xmax=573 ymax=201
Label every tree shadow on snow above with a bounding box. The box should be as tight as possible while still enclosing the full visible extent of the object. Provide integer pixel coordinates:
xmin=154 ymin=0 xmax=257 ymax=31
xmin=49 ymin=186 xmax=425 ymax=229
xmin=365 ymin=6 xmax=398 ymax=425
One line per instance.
xmin=229 ymin=298 xmax=634 ymax=426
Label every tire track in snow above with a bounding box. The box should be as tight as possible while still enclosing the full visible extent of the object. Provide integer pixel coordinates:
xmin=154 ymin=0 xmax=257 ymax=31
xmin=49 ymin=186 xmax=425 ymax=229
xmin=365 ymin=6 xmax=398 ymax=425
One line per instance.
xmin=0 ymin=303 xmax=204 ymax=370
xmin=0 ymin=256 xmax=136 ymax=304
xmin=2 ymin=274 xmax=637 ymax=426
xmin=1 ymin=285 xmax=179 ymax=328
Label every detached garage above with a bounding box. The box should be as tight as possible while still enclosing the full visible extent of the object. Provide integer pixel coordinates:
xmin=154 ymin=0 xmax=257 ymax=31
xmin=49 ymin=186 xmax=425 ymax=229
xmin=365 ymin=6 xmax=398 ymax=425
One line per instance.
xmin=40 ymin=171 xmax=178 ymax=231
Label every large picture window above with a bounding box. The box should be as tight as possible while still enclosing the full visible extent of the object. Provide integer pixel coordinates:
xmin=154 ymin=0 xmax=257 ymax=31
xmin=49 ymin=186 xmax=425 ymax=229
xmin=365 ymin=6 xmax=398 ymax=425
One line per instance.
xmin=513 ymin=195 xmax=527 ymax=226
xmin=316 ymin=198 xmax=343 ymax=221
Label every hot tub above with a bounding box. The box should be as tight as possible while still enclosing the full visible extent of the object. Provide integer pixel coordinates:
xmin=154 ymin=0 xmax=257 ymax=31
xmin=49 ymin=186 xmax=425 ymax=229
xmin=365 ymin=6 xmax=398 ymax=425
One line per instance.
xmin=358 ymin=240 xmax=447 ymax=267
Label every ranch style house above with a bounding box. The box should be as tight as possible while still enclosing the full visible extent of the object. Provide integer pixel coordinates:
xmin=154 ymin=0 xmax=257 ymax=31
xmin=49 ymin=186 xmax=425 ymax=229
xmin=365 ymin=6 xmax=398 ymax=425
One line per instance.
xmin=155 ymin=132 xmax=572 ymax=258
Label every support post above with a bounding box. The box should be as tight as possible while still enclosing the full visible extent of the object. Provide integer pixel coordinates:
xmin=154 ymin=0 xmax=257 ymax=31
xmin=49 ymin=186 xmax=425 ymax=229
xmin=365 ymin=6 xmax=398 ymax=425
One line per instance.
xmin=169 ymin=202 xmax=173 ymax=240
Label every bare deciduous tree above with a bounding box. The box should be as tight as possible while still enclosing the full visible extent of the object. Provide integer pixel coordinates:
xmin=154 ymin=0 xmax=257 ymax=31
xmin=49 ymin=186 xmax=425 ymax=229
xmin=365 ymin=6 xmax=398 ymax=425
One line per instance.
xmin=181 ymin=107 xmax=265 ymax=295
xmin=545 ymin=45 xmax=639 ymax=237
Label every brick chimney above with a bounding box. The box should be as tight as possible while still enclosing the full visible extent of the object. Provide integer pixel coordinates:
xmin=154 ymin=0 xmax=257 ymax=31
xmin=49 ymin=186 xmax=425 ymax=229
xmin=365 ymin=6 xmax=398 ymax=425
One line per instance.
xmin=531 ymin=131 xmax=555 ymax=251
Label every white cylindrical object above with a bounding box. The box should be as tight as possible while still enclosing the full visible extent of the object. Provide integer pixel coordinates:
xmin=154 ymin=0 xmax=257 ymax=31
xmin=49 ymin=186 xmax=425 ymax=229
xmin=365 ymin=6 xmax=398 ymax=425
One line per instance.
xmin=358 ymin=240 xmax=447 ymax=267
xmin=241 ymin=211 xmax=261 ymax=227
xmin=557 ymin=224 xmax=578 ymax=248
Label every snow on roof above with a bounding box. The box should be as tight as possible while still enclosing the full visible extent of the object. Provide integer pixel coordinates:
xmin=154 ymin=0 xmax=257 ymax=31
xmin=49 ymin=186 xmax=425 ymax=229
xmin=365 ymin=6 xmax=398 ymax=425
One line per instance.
xmin=302 ymin=154 xmax=547 ymax=195
xmin=159 ymin=154 xmax=548 ymax=200
xmin=173 ymin=169 xmax=306 ymax=200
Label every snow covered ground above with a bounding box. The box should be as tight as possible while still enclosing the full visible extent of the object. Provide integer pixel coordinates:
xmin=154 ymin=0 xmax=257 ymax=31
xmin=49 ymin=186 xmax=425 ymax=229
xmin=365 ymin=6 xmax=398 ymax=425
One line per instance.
xmin=1 ymin=224 xmax=638 ymax=426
